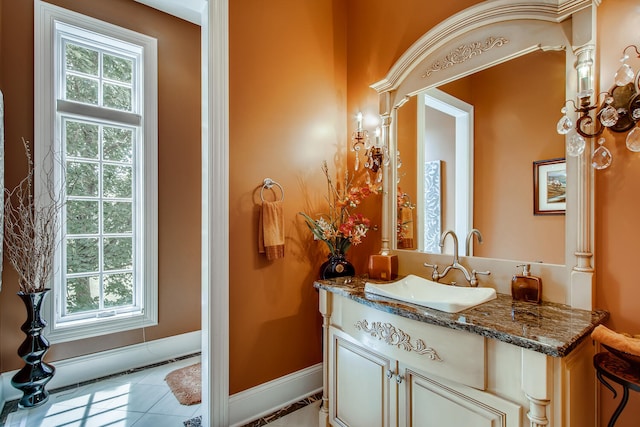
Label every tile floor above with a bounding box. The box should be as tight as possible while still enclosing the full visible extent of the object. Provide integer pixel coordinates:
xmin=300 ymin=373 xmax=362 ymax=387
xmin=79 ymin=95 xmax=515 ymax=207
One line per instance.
xmin=1 ymin=355 xmax=319 ymax=427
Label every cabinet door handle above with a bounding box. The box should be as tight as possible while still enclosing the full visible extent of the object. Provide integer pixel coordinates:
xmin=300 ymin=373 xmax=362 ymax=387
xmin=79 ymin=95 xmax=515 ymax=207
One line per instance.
xmin=386 ymin=369 xmax=394 ymax=379
xmin=396 ymin=374 xmax=404 ymax=384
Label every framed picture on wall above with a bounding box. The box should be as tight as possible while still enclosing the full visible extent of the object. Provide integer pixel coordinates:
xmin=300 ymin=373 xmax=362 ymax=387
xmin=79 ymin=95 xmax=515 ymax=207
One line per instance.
xmin=533 ymin=158 xmax=566 ymax=215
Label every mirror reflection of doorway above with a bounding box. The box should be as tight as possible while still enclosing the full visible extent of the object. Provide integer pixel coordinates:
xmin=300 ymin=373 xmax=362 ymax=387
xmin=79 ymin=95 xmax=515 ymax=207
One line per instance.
xmin=418 ymin=89 xmax=473 ymax=256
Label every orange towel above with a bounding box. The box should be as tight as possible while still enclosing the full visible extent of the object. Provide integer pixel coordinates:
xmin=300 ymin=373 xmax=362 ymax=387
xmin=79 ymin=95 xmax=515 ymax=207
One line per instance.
xmin=258 ymin=200 xmax=285 ymax=260
xmin=591 ymin=324 xmax=640 ymax=357
xmin=398 ymin=206 xmax=414 ymax=249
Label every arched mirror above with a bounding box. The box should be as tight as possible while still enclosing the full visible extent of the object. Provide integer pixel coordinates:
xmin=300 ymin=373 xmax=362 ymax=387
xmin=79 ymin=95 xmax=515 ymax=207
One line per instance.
xmin=372 ymin=0 xmax=598 ymax=309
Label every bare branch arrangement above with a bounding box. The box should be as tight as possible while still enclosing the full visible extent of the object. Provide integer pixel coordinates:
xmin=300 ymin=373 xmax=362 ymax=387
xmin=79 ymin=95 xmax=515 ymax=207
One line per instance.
xmin=4 ymin=138 xmax=62 ymax=294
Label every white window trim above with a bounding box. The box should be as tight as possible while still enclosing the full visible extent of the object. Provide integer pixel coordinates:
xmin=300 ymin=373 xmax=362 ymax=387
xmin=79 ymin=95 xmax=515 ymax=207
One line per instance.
xmin=34 ymin=0 xmax=158 ymax=344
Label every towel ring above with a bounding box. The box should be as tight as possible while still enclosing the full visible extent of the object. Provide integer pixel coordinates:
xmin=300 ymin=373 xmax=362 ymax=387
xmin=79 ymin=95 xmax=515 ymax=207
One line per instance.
xmin=261 ymin=178 xmax=284 ymax=202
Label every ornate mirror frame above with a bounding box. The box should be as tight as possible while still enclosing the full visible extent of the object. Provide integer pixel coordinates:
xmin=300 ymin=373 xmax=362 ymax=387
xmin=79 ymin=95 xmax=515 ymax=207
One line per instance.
xmin=372 ymin=0 xmax=599 ymax=309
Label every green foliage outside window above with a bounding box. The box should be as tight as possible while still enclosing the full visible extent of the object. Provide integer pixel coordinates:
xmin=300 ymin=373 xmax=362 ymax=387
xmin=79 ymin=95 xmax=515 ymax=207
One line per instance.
xmin=66 ymin=276 xmax=99 ymax=314
xmin=104 ymin=273 xmax=134 ymax=308
xmin=62 ymin=41 xmax=137 ymax=317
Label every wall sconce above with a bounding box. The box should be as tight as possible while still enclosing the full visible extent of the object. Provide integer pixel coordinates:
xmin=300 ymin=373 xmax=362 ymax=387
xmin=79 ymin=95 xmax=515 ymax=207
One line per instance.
xmin=556 ymin=44 xmax=640 ymax=170
xmin=351 ymin=112 xmax=389 ymax=182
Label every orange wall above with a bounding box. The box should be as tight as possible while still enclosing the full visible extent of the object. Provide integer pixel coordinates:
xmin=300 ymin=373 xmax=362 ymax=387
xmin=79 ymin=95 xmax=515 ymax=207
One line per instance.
xmin=228 ymin=0 xmax=347 ymax=393
xmin=596 ymin=1 xmax=640 ymax=425
xmin=0 ymin=0 xmax=201 ymax=372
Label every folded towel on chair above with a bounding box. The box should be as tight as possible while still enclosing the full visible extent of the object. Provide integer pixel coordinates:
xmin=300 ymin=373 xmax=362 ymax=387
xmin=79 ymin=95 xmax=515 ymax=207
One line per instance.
xmin=259 ymin=200 xmax=285 ymax=260
xmin=591 ymin=324 xmax=640 ymax=357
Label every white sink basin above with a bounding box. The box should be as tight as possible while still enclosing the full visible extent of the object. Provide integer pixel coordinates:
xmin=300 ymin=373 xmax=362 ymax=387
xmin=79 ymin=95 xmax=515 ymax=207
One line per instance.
xmin=364 ymin=274 xmax=496 ymax=313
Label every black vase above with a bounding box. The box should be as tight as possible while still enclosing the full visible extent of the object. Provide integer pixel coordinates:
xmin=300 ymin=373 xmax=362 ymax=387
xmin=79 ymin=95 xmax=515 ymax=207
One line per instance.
xmin=11 ymin=289 xmax=56 ymax=408
xmin=320 ymin=253 xmax=355 ymax=279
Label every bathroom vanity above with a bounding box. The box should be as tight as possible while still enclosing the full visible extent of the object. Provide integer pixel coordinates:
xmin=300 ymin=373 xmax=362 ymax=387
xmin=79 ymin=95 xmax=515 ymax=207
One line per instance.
xmin=316 ymin=0 xmax=607 ymax=425
xmin=314 ymin=276 xmax=608 ymax=427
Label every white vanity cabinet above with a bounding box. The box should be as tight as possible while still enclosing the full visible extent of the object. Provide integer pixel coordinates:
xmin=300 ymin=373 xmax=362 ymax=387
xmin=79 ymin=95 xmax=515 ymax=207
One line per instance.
xmin=329 ymin=327 xmax=522 ymax=427
xmin=317 ymin=283 xmax=603 ymax=427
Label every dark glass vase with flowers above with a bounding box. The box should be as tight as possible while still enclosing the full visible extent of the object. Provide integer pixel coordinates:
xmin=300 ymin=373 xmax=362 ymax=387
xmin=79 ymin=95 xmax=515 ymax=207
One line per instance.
xmin=319 ymin=239 xmax=356 ymax=279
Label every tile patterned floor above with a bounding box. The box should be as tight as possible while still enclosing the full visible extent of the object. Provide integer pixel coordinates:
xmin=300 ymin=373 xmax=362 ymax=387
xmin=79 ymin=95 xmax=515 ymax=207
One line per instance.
xmin=0 ymin=355 xmax=319 ymax=427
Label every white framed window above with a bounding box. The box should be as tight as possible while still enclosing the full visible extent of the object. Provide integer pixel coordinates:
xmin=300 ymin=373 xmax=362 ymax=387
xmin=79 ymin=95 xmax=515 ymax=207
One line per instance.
xmin=35 ymin=1 xmax=158 ymax=343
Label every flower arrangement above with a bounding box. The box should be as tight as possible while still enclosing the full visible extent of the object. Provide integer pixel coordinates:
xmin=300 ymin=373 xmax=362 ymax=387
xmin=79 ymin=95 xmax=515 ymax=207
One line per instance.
xmin=300 ymin=161 xmax=376 ymax=256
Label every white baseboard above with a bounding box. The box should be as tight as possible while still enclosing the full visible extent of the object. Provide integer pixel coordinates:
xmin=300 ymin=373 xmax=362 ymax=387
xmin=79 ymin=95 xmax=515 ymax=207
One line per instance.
xmin=0 ymin=330 xmax=201 ymax=407
xmin=229 ymin=363 xmax=323 ymax=427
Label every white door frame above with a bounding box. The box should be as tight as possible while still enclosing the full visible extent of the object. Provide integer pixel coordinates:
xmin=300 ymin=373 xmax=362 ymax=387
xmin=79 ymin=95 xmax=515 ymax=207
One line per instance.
xmin=202 ymin=0 xmax=230 ymax=425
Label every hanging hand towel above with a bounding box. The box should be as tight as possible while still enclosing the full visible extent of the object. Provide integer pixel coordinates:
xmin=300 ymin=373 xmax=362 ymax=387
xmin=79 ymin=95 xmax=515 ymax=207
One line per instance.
xmin=258 ymin=200 xmax=285 ymax=260
xmin=398 ymin=206 xmax=414 ymax=249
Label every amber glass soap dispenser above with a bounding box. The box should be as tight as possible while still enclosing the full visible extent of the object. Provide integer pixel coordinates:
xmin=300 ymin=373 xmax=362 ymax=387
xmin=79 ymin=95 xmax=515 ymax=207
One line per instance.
xmin=511 ymin=264 xmax=542 ymax=303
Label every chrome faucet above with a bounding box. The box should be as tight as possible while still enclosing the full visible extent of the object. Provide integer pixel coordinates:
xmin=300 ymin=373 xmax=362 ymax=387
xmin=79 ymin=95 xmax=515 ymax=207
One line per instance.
xmin=465 ymin=229 xmax=483 ymax=257
xmin=424 ymin=230 xmax=491 ymax=287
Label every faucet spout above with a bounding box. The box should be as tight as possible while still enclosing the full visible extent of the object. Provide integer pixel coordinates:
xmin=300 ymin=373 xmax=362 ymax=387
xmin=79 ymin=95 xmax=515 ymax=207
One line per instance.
xmin=465 ymin=229 xmax=483 ymax=257
xmin=439 ymin=230 xmax=459 ymax=263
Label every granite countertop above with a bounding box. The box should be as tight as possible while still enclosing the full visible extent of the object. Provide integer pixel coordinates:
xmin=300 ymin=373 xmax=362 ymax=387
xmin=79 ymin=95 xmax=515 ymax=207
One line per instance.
xmin=314 ymin=276 xmax=609 ymax=357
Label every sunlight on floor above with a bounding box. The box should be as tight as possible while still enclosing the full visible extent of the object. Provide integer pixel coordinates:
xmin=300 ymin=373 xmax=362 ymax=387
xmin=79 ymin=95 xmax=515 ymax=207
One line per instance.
xmin=2 ymin=354 xmax=319 ymax=427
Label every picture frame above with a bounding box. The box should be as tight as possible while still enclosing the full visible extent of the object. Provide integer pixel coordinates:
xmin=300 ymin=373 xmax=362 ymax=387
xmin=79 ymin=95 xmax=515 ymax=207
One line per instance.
xmin=533 ymin=158 xmax=566 ymax=215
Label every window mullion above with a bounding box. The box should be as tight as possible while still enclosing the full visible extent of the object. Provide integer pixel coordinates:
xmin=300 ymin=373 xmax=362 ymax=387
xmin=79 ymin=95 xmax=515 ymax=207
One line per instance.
xmin=56 ymin=100 xmax=142 ymax=126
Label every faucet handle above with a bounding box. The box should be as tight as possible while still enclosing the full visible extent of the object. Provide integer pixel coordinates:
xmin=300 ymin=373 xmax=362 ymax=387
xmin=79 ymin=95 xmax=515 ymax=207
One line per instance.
xmin=473 ymin=269 xmax=491 ymax=276
xmin=423 ymin=263 xmax=441 ymax=281
xmin=469 ymin=269 xmax=491 ymax=287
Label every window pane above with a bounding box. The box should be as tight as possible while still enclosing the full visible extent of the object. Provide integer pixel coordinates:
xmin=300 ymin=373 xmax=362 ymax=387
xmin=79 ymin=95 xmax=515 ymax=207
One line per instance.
xmin=67 ymin=161 xmax=99 ymax=196
xmin=66 ymin=276 xmax=100 ymax=314
xmin=104 ymin=201 xmax=132 ymax=233
xmin=103 ymin=127 xmax=133 ymax=162
xmin=65 ymin=120 xmax=99 ymax=159
xmin=65 ymin=43 xmax=99 ymax=76
xmin=103 ymin=54 xmax=132 ymax=83
xmin=104 ymin=273 xmax=133 ymax=308
xmin=103 ymin=237 xmax=133 ymax=271
xmin=103 ymin=165 xmax=132 ymax=198
xmin=67 ymin=200 xmax=99 ymax=234
xmin=103 ymin=83 xmax=132 ymax=111
xmin=67 ymin=238 xmax=100 ymax=273
xmin=66 ymin=75 xmax=99 ymax=105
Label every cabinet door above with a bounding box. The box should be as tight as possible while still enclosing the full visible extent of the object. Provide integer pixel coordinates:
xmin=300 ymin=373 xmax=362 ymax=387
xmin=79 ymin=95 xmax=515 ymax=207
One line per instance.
xmin=400 ymin=367 xmax=522 ymax=427
xmin=329 ymin=327 xmax=396 ymax=427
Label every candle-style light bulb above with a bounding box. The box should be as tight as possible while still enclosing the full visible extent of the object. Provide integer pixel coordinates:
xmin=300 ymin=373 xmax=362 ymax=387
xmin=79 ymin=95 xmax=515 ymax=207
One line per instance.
xmin=356 ymin=112 xmax=363 ymax=131
xmin=375 ymin=127 xmax=381 ymax=146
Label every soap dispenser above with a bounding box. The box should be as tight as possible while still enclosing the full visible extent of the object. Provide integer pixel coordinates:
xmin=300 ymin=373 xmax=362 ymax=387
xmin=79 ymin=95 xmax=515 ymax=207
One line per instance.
xmin=511 ymin=264 xmax=542 ymax=303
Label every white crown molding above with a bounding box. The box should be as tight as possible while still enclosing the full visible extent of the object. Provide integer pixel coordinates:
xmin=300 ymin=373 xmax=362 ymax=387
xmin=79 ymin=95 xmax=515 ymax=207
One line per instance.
xmin=134 ymin=0 xmax=206 ymax=26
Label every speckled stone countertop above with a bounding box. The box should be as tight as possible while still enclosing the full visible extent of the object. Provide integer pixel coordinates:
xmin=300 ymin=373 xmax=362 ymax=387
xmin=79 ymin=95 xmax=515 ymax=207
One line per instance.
xmin=314 ymin=276 xmax=609 ymax=358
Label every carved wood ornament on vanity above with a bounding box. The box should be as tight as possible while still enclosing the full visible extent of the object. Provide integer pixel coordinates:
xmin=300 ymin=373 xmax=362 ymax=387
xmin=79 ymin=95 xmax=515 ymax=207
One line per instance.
xmin=354 ymin=319 xmax=442 ymax=360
